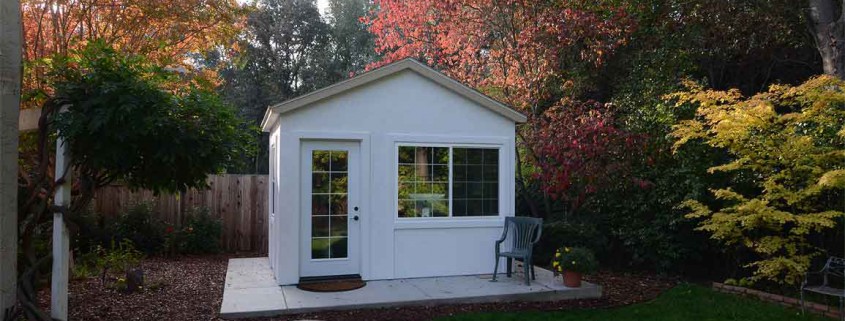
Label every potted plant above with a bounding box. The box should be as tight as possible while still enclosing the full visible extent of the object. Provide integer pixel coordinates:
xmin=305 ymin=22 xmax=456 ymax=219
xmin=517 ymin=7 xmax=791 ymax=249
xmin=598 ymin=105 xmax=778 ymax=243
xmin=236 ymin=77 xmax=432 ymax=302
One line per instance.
xmin=552 ymin=247 xmax=598 ymax=288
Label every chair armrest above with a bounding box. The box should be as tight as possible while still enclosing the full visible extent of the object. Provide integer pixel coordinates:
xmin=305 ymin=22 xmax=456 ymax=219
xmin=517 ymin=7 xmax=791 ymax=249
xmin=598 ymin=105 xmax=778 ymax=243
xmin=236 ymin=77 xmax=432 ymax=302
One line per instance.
xmin=530 ymin=221 xmax=543 ymax=245
xmin=495 ymin=221 xmax=509 ymax=243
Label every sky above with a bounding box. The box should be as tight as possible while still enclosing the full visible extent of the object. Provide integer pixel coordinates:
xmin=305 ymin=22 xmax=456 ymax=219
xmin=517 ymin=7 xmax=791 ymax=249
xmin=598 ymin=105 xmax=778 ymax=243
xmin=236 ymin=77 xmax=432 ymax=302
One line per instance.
xmin=316 ymin=0 xmax=330 ymax=16
xmin=237 ymin=0 xmax=332 ymax=16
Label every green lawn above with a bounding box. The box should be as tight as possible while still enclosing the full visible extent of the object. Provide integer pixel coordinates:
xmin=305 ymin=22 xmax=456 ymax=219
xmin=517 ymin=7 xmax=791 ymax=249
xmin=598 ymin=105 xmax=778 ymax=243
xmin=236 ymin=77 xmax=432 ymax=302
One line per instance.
xmin=435 ymin=284 xmax=831 ymax=321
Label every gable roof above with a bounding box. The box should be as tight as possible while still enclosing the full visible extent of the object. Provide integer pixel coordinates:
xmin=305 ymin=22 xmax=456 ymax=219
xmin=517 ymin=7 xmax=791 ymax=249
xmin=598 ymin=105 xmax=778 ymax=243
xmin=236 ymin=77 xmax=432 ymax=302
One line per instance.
xmin=260 ymin=58 xmax=527 ymax=131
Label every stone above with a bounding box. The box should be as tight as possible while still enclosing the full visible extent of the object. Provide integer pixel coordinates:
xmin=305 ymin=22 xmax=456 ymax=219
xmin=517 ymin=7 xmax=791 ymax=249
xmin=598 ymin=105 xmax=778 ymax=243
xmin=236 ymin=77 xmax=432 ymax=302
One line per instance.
xmin=126 ymin=268 xmax=144 ymax=293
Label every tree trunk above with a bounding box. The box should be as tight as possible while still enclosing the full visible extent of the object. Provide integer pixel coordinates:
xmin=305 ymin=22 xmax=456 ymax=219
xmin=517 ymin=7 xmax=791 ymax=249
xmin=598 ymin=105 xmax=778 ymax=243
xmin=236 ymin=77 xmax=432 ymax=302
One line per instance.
xmin=809 ymin=0 xmax=845 ymax=78
xmin=0 ymin=0 xmax=22 ymax=318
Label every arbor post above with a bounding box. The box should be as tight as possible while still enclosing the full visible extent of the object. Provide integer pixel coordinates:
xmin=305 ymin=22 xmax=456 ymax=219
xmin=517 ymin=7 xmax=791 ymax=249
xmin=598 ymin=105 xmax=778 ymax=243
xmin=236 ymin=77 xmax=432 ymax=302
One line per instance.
xmin=51 ymin=123 xmax=71 ymax=321
xmin=0 ymin=0 xmax=22 ymax=317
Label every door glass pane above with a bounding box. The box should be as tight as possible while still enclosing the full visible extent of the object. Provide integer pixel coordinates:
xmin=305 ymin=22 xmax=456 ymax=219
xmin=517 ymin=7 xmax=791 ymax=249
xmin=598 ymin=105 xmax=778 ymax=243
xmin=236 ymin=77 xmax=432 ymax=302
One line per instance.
xmin=311 ymin=150 xmax=349 ymax=259
xmin=312 ymin=216 xmax=330 ymax=237
xmin=312 ymin=238 xmax=331 ymax=259
xmin=330 ymin=237 xmax=348 ymax=258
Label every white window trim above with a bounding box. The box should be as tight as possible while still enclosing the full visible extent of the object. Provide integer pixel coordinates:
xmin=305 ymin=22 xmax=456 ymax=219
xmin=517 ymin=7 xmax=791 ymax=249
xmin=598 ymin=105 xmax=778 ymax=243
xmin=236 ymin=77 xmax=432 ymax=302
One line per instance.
xmin=270 ymin=142 xmax=277 ymax=215
xmin=394 ymin=140 xmax=505 ymax=222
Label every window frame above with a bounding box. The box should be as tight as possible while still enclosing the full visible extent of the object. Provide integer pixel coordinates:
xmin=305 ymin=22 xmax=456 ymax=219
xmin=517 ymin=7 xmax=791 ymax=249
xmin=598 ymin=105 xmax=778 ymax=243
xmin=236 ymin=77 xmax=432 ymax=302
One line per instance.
xmin=395 ymin=142 xmax=502 ymax=220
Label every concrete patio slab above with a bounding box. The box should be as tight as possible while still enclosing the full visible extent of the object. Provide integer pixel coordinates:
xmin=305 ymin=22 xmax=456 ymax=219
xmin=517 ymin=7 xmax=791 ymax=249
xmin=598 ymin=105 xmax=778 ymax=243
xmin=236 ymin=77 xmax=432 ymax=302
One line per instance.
xmin=219 ymin=257 xmax=602 ymax=319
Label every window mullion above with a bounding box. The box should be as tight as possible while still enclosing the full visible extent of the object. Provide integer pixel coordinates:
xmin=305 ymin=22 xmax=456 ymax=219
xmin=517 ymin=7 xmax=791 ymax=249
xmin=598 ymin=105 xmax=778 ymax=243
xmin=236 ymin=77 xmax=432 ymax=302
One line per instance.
xmin=448 ymin=146 xmax=453 ymax=218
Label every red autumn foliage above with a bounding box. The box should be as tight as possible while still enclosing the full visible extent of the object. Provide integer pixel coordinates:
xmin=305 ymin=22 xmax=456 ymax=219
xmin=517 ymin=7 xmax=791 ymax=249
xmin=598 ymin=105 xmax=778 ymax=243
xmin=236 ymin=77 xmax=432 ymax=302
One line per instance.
xmin=529 ymin=100 xmax=646 ymax=214
xmin=364 ymin=0 xmax=634 ymax=110
xmin=365 ymin=0 xmax=642 ymax=216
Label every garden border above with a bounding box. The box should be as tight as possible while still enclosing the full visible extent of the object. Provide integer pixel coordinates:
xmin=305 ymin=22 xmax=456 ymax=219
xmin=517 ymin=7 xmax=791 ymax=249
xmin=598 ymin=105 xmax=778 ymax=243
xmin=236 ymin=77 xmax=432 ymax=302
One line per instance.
xmin=712 ymin=282 xmax=841 ymax=319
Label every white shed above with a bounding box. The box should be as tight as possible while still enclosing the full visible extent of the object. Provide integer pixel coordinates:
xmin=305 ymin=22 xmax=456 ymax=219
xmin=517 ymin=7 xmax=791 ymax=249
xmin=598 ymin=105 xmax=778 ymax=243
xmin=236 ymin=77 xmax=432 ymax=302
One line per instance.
xmin=261 ymin=58 xmax=527 ymax=285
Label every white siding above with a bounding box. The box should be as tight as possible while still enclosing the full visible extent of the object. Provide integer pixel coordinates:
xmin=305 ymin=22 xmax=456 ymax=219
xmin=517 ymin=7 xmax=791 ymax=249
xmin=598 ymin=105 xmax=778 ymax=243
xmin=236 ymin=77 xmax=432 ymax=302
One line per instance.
xmin=272 ymin=70 xmax=516 ymax=284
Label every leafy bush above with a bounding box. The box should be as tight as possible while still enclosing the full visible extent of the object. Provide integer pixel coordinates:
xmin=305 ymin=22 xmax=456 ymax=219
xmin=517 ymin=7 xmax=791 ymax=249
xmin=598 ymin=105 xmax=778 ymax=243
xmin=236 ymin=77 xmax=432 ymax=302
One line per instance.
xmin=534 ymin=218 xmax=608 ymax=267
xmin=671 ymin=76 xmax=845 ymax=284
xmin=95 ymin=239 xmax=144 ymax=282
xmin=164 ymin=207 xmax=222 ymax=254
xmin=71 ymin=208 xmax=113 ymax=257
xmin=71 ymin=253 xmax=99 ymax=280
xmin=71 ymin=239 xmax=144 ymax=287
xmin=113 ymin=203 xmax=166 ymax=254
xmin=51 ymin=42 xmax=256 ymax=194
xmin=553 ymin=247 xmax=598 ymax=274
xmin=73 ymin=204 xmax=224 ymax=257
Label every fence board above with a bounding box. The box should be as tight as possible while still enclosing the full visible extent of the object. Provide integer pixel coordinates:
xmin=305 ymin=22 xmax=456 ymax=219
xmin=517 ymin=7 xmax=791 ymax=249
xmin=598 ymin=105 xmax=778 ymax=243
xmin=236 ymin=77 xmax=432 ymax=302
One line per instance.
xmin=92 ymin=174 xmax=269 ymax=254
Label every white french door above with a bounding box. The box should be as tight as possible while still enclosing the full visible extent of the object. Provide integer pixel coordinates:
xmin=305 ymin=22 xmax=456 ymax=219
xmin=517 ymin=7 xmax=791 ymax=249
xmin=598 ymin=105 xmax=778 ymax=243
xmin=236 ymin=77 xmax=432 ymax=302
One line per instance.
xmin=300 ymin=141 xmax=361 ymax=278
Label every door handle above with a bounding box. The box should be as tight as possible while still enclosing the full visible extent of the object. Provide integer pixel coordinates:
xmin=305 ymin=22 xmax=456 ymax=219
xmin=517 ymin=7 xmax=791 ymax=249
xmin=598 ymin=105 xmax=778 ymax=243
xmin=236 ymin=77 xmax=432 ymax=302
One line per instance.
xmin=352 ymin=215 xmax=359 ymax=221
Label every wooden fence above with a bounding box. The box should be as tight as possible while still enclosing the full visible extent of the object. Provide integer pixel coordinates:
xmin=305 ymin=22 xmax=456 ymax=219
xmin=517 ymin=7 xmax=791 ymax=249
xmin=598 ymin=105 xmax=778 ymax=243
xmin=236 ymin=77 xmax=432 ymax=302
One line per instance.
xmin=92 ymin=174 xmax=269 ymax=254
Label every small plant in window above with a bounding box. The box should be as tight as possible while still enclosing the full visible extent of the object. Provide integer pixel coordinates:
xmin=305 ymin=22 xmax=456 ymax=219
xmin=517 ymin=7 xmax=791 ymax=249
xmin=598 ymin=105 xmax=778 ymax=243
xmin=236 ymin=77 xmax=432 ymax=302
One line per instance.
xmin=552 ymin=246 xmax=598 ymax=288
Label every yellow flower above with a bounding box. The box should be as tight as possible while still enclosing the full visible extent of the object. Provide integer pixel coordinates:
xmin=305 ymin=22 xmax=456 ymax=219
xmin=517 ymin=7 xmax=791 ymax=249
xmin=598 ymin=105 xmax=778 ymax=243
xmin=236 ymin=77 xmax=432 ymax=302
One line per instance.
xmin=555 ymin=252 xmax=561 ymax=258
xmin=572 ymin=261 xmax=576 ymax=265
xmin=565 ymin=247 xmax=570 ymax=252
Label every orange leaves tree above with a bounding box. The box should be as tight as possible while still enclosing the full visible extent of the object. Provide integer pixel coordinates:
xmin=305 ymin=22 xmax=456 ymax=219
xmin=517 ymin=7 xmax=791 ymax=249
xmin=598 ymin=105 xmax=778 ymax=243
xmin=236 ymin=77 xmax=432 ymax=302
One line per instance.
xmin=21 ymin=0 xmax=247 ymax=108
xmin=22 ymin=0 xmax=244 ymax=63
xmin=366 ymin=0 xmax=631 ymax=112
xmin=14 ymin=2 xmax=247 ymax=320
xmin=366 ymin=0 xmax=638 ymax=217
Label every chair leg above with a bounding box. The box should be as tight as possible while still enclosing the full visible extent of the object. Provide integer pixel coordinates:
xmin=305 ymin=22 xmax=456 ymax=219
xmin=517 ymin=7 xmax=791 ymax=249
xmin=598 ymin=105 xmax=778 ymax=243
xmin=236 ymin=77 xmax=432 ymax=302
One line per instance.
xmin=523 ymin=259 xmax=531 ymax=286
xmin=491 ymin=255 xmax=500 ymax=282
xmin=506 ymin=258 xmax=512 ymax=278
xmin=531 ymin=264 xmax=536 ymax=280
xmin=800 ymin=290 xmax=805 ymax=315
xmin=839 ymin=296 xmax=843 ymax=321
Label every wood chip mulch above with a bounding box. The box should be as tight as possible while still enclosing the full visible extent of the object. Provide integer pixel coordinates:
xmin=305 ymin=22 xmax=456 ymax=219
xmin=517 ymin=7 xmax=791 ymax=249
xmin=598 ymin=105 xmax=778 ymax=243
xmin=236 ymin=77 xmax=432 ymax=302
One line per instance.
xmin=38 ymin=256 xmax=678 ymax=321
xmin=38 ymin=255 xmax=231 ymax=321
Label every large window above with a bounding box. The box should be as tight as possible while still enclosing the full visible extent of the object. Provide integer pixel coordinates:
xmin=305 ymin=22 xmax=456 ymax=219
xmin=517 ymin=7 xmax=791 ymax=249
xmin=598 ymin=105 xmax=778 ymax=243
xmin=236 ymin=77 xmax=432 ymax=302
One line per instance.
xmin=397 ymin=145 xmax=499 ymax=218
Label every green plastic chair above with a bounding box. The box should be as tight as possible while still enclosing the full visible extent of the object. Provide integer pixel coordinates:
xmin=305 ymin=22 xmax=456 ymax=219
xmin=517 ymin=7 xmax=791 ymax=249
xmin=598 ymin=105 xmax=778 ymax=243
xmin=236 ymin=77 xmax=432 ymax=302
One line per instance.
xmin=492 ymin=216 xmax=543 ymax=285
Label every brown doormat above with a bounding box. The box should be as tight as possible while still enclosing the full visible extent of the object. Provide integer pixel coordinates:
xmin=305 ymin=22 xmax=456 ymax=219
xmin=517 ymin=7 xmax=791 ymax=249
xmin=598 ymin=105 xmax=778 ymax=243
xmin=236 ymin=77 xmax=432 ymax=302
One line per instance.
xmin=297 ymin=278 xmax=366 ymax=292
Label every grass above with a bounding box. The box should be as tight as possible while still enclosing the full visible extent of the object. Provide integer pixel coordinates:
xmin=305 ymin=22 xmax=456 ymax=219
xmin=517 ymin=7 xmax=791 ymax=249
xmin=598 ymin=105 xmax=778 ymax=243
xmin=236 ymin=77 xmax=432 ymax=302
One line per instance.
xmin=435 ymin=284 xmax=832 ymax=321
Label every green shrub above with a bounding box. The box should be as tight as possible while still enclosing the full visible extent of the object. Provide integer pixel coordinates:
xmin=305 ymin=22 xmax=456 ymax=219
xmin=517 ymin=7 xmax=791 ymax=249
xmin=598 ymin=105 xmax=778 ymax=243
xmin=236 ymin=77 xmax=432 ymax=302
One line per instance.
xmin=71 ymin=261 xmax=98 ymax=280
xmin=74 ymin=239 xmax=145 ymax=286
xmin=97 ymin=239 xmax=144 ymax=276
xmin=553 ymin=247 xmax=598 ymax=274
xmin=534 ymin=218 xmax=609 ymax=265
xmin=168 ymin=207 xmax=222 ymax=254
xmin=72 ymin=249 xmax=102 ymax=279
xmin=72 ymin=208 xmax=113 ymax=255
xmin=113 ymin=203 xmax=166 ymax=254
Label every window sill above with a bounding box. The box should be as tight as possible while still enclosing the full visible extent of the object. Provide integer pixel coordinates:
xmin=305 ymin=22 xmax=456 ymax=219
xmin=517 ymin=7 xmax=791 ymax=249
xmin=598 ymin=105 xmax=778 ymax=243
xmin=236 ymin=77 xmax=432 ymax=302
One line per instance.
xmin=394 ymin=217 xmax=504 ymax=230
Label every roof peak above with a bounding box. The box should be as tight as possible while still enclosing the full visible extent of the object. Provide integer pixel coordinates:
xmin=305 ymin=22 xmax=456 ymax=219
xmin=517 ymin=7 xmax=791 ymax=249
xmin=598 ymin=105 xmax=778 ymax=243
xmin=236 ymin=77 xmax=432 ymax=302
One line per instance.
xmin=261 ymin=58 xmax=527 ymax=131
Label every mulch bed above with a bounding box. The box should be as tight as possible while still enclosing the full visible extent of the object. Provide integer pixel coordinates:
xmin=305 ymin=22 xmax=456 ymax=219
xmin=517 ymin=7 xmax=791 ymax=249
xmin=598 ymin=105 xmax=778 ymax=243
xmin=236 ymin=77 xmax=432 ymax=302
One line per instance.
xmin=38 ymin=255 xmax=231 ymax=321
xmin=37 ymin=256 xmax=678 ymax=321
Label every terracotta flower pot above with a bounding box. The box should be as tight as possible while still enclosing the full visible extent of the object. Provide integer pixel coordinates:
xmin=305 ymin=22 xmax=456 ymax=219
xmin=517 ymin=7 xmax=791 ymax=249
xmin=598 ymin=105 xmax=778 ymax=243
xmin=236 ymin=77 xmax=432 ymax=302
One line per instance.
xmin=563 ymin=270 xmax=582 ymax=288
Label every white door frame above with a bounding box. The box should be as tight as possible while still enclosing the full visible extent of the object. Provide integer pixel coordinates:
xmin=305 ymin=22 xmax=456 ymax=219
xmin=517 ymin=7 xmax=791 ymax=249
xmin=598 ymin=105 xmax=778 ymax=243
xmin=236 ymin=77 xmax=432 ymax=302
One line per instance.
xmin=299 ymin=140 xmax=362 ymax=278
